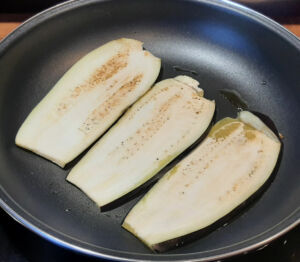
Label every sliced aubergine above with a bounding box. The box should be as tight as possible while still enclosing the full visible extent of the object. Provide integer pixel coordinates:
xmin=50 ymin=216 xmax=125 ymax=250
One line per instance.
xmin=15 ymin=38 xmax=161 ymax=167
xmin=67 ymin=75 xmax=215 ymax=207
xmin=122 ymin=111 xmax=281 ymax=252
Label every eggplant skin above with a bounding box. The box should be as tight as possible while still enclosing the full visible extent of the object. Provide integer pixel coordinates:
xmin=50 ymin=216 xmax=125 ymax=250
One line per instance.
xmin=67 ymin=75 xmax=215 ymax=207
xmin=15 ymin=38 xmax=161 ymax=167
xmin=122 ymin=111 xmax=281 ymax=252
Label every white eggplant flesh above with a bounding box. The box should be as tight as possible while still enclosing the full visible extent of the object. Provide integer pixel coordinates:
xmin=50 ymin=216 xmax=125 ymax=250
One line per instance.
xmin=15 ymin=38 xmax=161 ymax=167
xmin=123 ymin=111 xmax=281 ymax=251
xmin=67 ymin=75 xmax=215 ymax=207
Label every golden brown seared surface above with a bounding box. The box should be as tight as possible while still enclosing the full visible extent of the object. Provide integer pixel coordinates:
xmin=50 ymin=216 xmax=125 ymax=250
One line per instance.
xmin=15 ymin=38 xmax=161 ymax=167
xmin=80 ymin=74 xmax=143 ymax=134
xmin=57 ymin=52 xmax=130 ymax=114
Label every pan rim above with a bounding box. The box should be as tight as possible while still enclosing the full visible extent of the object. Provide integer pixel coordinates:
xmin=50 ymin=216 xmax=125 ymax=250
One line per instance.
xmin=0 ymin=0 xmax=299 ymax=261
xmin=1 ymin=193 xmax=299 ymax=261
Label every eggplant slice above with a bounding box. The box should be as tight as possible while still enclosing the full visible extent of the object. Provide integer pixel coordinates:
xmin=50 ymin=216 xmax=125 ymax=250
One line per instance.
xmin=123 ymin=111 xmax=281 ymax=252
xmin=15 ymin=38 xmax=161 ymax=167
xmin=67 ymin=75 xmax=215 ymax=207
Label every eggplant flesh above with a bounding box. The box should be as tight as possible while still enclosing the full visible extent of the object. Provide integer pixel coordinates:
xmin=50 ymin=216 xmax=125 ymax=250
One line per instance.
xmin=122 ymin=111 xmax=281 ymax=251
xmin=15 ymin=38 xmax=161 ymax=167
xmin=67 ymin=75 xmax=215 ymax=207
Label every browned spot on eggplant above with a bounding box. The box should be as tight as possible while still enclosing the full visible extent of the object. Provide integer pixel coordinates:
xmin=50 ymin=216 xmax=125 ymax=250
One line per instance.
xmin=127 ymin=86 xmax=172 ymax=120
xmin=232 ymin=184 xmax=238 ymax=192
xmin=87 ymin=52 xmax=129 ymax=87
xmin=118 ymin=94 xmax=182 ymax=159
xmin=73 ymin=52 xmax=129 ymax=95
xmin=57 ymin=102 xmax=68 ymax=112
xmin=56 ymin=52 xmax=129 ymax=114
xmin=245 ymin=131 xmax=256 ymax=140
xmin=80 ymin=74 xmax=143 ymax=133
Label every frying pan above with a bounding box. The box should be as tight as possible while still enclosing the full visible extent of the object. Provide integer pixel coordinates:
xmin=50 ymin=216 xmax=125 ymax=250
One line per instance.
xmin=0 ymin=0 xmax=299 ymax=261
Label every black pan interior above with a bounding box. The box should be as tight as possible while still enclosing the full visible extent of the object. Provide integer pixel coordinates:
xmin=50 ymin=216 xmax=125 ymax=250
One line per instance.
xmin=0 ymin=0 xmax=299 ymax=261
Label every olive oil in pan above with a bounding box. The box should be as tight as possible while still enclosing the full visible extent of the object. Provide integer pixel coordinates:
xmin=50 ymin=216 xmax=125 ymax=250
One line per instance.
xmin=218 ymin=89 xmax=281 ymax=139
xmin=219 ymin=89 xmax=248 ymax=111
xmin=173 ymin=65 xmax=198 ymax=76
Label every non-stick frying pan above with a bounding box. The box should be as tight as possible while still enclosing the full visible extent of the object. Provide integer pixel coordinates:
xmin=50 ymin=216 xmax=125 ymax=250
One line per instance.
xmin=0 ymin=0 xmax=299 ymax=261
